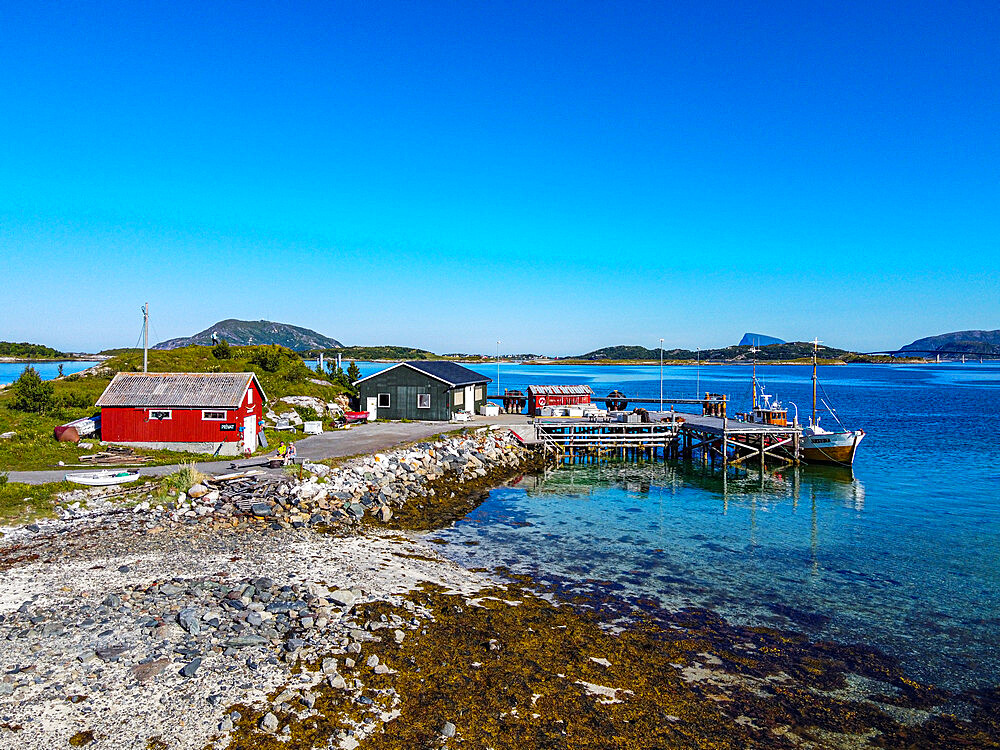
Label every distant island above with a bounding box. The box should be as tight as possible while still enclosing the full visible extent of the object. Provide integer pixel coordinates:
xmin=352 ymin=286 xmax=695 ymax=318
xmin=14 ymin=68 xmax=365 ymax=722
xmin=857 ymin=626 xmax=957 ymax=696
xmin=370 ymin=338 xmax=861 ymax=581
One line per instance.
xmin=0 ymin=342 xmax=69 ymax=360
xmin=154 ymin=319 xmax=343 ymax=351
xmin=900 ymin=329 xmax=1000 ymax=355
xmin=568 ymin=341 xmax=863 ymax=363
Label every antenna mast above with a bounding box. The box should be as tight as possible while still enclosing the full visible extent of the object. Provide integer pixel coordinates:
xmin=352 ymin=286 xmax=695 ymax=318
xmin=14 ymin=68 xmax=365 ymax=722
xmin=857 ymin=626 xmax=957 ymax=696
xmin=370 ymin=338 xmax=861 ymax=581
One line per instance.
xmin=811 ymin=337 xmax=821 ymax=426
xmin=143 ymin=303 xmax=149 ymax=373
xmin=750 ymin=344 xmax=758 ymax=410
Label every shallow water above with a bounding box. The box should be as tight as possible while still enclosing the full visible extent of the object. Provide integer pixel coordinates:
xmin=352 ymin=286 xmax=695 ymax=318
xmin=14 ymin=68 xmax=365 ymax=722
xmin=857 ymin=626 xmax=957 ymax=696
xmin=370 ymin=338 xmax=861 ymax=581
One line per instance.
xmin=402 ymin=361 xmax=1000 ymax=693
xmin=0 ymin=361 xmax=97 ymax=385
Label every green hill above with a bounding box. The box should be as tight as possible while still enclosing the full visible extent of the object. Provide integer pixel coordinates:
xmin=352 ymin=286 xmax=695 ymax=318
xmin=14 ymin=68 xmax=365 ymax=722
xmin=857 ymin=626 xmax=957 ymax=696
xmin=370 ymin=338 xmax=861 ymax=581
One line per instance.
xmin=901 ymin=329 xmax=1000 ymax=354
xmin=0 ymin=342 xmax=68 ymax=359
xmin=154 ymin=319 xmax=343 ymax=351
xmin=575 ymin=342 xmax=855 ymax=362
xmin=306 ymin=345 xmax=436 ymax=360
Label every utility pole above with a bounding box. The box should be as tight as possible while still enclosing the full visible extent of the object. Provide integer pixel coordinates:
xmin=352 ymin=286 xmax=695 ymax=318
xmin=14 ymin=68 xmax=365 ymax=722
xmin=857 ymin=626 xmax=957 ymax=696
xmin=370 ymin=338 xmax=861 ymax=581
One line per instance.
xmin=143 ymin=302 xmax=149 ymax=373
xmin=659 ymin=338 xmax=664 ymax=414
xmin=696 ymin=347 xmax=700 ymax=399
xmin=496 ymin=340 xmax=501 ymax=397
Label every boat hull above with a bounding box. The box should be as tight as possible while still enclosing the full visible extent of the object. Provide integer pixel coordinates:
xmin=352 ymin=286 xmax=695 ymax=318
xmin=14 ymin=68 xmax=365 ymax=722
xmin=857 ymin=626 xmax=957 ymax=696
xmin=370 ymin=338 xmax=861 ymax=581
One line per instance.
xmin=65 ymin=470 xmax=141 ymax=486
xmin=801 ymin=431 xmax=864 ymax=466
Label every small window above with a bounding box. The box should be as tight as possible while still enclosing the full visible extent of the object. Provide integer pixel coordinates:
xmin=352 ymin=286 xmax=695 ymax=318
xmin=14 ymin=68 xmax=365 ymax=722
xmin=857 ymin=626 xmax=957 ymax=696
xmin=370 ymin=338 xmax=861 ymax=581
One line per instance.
xmin=247 ymin=388 xmax=254 ymax=405
xmin=378 ymin=393 xmax=391 ymax=408
xmin=202 ymin=410 xmax=227 ymax=420
xmin=417 ymin=393 xmax=431 ymax=409
xmin=149 ymin=409 xmax=171 ymax=421
xmin=454 ymin=389 xmax=464 ymax=406
xmin=475 ymin=385 xmax=484 ymax=400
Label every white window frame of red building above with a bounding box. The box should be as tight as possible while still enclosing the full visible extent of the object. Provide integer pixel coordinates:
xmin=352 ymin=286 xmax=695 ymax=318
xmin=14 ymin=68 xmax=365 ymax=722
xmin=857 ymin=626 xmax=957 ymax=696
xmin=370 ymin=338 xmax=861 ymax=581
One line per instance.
xmin=149 ymin=409 xmax=172 ymax=420
xmin=247 ymin=387 xmax=254 ymax=405
xmin=202 ymin=410 xmax=228 ymax=421
xmin=417 ymin=393 xmax=431 ymax=409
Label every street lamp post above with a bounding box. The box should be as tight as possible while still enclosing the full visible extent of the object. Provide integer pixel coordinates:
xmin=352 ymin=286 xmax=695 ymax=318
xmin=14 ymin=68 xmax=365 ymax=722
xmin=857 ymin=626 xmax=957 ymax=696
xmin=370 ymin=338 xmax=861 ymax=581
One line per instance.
xmin=659 ymin=338 xmax=664 ymax=414
xmin=696 ymin=347 xmax=700 ymax=399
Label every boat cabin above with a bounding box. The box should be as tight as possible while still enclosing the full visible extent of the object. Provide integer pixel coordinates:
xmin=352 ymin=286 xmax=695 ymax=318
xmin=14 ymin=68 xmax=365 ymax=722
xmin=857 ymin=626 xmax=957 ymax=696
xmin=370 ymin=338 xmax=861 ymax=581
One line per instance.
xmin=95 ymin=372 xmax=266 ymax=456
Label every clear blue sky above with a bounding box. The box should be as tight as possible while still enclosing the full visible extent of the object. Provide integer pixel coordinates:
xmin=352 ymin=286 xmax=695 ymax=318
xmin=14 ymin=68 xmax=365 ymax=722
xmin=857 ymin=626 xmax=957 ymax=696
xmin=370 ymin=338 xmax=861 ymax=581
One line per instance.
xmin=1 ymin=1 xmax=997 ymax=355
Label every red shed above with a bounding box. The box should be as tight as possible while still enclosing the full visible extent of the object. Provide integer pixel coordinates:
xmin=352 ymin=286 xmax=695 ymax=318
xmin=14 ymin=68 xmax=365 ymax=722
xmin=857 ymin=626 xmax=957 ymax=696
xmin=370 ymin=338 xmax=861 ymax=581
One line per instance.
xmin=526 ymin=385 xmax=593 ymax=416
xmin=96 ymin=372 xmax=267 ymax=456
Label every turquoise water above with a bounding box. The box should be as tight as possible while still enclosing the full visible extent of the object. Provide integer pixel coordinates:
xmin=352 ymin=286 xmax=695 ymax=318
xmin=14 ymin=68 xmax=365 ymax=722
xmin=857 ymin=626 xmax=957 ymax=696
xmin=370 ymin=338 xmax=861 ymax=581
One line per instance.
xmin=0 ymin=361 xmax=97 ymax=385
xmin=381 ymin=360 xmax=999 ymax=693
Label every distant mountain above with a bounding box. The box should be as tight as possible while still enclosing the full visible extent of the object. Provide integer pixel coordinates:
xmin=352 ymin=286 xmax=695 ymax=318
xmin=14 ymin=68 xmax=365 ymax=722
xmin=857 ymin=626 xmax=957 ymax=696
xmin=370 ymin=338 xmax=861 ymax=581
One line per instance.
xmin=305 ymin=345 xmax=435 ymax=360
xmin=738 ymin=333 xmax=785 ymax=347
xmin=575 ymin=342 xmax=852 ymax=361
xmin=900 ymin=330 xmax=1000 ymax=354
xmin=154 ymin=319 xmax=343 ymax=351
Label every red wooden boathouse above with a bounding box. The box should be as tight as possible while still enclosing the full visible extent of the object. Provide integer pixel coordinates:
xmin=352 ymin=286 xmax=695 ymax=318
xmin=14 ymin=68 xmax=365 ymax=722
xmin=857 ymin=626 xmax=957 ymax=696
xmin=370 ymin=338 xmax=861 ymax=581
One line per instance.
xmin=96 ymin=372 xmax=267 ymax=456
xmin=526 ymin=385 xmax=593 ymax=416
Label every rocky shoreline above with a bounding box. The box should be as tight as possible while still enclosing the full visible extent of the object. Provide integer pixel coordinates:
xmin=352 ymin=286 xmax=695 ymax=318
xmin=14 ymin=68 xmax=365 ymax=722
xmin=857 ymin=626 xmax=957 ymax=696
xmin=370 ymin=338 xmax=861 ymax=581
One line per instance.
xmin=0 ymin=429 xmax=539 ymax=749
xmin=3 ymin=428 xmax=997 ymax=750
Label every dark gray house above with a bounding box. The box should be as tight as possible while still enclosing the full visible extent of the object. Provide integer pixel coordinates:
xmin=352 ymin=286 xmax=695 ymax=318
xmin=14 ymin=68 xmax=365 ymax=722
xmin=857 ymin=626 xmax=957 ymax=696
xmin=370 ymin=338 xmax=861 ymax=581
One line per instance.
xmin=354 ymin=361 xmax=491 ymax=421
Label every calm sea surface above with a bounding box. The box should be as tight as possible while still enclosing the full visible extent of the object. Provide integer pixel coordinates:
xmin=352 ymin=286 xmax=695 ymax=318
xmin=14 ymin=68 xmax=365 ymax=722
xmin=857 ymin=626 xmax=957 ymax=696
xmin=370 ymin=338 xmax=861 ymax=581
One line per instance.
xmin=0 ymin=361 xmax=97 ymax=385
xmin=358 ymin=360 xmax=1000 ymax=692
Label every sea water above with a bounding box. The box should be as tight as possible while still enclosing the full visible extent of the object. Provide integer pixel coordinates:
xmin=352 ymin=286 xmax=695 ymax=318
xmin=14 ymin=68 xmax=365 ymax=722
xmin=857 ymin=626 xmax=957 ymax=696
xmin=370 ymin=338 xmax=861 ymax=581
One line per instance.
xmin=0 ymin=361 xmax=97 ymax=386
xmin=354 ymin=361 xmax=1000 ymax=693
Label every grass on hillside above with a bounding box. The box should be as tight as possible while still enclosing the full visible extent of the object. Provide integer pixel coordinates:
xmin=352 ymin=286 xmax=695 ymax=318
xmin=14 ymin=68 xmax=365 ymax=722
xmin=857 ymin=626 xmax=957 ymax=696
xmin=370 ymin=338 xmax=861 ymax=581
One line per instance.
xmin=0 ymin=478 xmax=76 ymax=526
xmin=0 ymin=346 xmax=351 ymax=472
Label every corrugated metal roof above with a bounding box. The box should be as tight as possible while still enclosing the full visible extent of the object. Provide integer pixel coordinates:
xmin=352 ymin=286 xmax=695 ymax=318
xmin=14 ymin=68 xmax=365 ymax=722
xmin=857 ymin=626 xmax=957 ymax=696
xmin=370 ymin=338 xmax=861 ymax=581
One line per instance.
xmin=355 ymin=361 xmax=491 ymax=388
xmin=527 ymin=385 xmax=594 ymax=395
xmin=96 ymin=372 xmax=266 ymax=408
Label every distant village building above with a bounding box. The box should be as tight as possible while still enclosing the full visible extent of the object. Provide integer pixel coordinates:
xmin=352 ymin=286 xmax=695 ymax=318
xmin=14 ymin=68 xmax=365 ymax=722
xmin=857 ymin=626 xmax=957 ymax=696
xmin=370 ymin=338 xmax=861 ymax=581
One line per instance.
xmin=354 ymin=362 xmax=491 ymax=421
xmin=526 ymin=385 xmax=593 ymax=416
xmin=96 ymin=372 xmax=266 ymax=456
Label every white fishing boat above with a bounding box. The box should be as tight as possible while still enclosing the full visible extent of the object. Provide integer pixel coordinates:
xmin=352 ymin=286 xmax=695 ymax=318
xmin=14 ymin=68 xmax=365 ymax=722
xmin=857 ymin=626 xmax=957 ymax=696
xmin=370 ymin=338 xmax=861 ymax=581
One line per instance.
xmin=738 ymin=341 xmax=865 ymax=466
xmin=65 ymin=469 xmax=142 ymax=486
xmin=800 ymin=339 xmax=865 ymax=466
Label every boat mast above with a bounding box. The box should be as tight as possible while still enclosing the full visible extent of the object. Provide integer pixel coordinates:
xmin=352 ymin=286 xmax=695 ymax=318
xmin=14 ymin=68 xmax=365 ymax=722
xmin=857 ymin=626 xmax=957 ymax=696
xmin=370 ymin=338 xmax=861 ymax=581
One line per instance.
xmin=750 ymin=344 xmax=758 ymax=410
xmin=143 ymin=302 xmax=149 ymax=373
xmin=811 ymin=337 xmax=820 ymax=427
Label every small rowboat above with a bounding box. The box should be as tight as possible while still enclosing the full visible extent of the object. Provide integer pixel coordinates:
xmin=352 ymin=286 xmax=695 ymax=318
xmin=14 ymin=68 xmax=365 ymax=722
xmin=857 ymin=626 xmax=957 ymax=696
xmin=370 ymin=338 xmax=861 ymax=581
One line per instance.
xmin=65 ymin=469 xmax=142 ymax=487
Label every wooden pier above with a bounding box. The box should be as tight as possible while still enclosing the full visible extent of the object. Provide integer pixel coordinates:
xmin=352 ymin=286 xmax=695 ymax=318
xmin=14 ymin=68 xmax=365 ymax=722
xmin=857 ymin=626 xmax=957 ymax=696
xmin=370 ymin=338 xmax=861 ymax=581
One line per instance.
xmin=533 ymin=401 xmax=802 ymax=468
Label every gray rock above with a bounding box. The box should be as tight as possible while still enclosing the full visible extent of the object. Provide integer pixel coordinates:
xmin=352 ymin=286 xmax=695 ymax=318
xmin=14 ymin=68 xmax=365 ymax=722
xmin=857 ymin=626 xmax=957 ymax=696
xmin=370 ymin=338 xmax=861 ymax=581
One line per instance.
xmin=251 ymin=503 xmax=273 ymax=516
xmin=329 ymin=589 xmax=355 ymax=607
xmin=246 ymin=611 xmax=263 ymax=627
xmin=366 ymin=655 xmax=379 ymax=668
xmin=224 ymin=635 xmax=267 ymax=648
xmin=441 ymin=721 xmax=456 ymax=738
xmin=180 ymin=657 xmax=202 ymax=677
xmin=328 ymin=674 xmax=347 ymax=689
xmin=178 ymin=608 xmax=201 ymax=635
xmin=260 ymin=712 xmax=279 ymax=732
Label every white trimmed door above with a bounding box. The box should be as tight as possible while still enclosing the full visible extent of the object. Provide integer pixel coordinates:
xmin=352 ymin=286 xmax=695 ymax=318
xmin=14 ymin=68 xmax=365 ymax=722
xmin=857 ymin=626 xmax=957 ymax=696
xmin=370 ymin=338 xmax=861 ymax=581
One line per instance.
xmin=366 ymin=396 xmax=378 ymax=420
xmin=243 ymin=415 xmax=257 ymax=452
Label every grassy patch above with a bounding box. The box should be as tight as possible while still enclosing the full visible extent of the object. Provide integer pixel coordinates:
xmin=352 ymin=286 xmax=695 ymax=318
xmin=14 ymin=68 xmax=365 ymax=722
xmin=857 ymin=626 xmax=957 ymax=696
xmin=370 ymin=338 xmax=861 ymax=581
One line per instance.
xmin=0 ymin=479 xmax=74 ymax=525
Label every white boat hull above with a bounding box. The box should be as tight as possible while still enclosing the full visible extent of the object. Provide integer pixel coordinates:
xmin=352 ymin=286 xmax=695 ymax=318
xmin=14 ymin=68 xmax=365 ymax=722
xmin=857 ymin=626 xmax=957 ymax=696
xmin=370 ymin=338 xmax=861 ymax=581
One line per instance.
xmin=801 ymin=430 xmax=865 ymax=466
xmin=65 ymin=470 xmax=141 ymax=487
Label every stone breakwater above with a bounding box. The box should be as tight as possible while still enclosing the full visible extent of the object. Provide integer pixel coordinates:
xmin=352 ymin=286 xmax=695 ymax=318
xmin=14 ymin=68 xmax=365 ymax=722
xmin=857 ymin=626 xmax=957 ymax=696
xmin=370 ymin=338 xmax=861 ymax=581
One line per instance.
xmin=0 ymin=428 xmax=537 ymax=749
xmin=1 ymin=427 xmax=536 ymax=542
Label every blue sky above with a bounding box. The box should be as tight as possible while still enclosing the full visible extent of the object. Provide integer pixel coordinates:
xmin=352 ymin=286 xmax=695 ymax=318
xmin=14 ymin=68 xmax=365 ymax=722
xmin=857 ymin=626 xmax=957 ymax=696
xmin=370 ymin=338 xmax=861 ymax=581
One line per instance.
xmin=1 ymin=1 xmax=997 ymax=355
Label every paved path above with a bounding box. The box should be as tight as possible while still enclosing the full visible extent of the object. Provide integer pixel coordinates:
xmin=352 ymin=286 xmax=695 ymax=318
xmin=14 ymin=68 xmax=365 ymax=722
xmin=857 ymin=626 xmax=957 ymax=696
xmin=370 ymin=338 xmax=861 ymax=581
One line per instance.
xmin=6 ymin=421 xmax=469 ymax=485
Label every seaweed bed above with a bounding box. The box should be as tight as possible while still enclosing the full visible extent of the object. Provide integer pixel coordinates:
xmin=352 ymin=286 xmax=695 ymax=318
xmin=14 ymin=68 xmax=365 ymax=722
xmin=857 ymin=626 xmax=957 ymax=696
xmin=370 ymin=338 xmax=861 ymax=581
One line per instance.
xmin=367 ymin=451 xmax=550 ymax=532
xmin=225 ymin=576 xmax=1000 ymax=750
